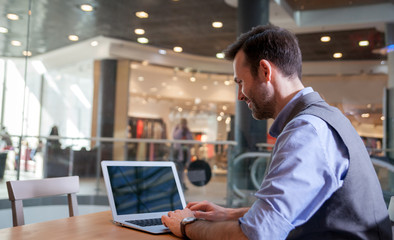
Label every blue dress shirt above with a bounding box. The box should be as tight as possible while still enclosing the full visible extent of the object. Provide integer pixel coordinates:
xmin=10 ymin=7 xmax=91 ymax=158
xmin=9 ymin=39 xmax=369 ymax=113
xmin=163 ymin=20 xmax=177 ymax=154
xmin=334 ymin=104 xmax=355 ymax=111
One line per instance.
xmin=239 ymin=87 xmax=350 ymax=239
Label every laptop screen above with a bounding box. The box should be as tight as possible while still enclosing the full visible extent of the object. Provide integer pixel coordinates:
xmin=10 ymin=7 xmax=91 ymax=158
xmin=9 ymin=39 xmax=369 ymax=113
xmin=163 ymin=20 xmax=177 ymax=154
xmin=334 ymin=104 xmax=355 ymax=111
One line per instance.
xmin=107 ymin=165 xmax=184 ymax=215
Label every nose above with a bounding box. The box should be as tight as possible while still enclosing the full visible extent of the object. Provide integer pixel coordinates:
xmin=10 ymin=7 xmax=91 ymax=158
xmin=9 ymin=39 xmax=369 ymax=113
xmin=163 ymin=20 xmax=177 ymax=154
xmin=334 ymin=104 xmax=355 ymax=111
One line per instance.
xmin=237 ymin=85 xmax=246 ymax=101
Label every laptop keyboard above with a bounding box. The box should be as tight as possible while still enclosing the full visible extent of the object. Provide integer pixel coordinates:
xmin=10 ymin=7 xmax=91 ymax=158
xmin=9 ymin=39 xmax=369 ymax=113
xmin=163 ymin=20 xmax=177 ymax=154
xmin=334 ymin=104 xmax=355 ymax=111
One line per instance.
xmin=126 ymin=218 xmax=163 ymax=227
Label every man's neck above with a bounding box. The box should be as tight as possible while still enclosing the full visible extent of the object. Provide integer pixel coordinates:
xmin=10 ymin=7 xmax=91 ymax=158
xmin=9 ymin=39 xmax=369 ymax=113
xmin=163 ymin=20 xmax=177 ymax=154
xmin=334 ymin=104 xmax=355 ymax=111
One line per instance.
xmin=273 ymin=77 xmax=304 ymax=119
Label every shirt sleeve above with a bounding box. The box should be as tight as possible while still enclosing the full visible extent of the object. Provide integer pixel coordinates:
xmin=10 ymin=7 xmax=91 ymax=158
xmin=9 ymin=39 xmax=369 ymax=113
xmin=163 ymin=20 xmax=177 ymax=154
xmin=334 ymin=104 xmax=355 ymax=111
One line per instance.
xmin=239 ymin=116 xmax=349 ymax=239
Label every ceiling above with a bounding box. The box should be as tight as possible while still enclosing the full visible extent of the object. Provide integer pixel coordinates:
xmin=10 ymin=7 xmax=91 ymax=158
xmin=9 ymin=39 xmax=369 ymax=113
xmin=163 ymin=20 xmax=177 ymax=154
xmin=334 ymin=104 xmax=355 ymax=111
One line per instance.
xmin=0 ymin=0 xmax=392 ymax=61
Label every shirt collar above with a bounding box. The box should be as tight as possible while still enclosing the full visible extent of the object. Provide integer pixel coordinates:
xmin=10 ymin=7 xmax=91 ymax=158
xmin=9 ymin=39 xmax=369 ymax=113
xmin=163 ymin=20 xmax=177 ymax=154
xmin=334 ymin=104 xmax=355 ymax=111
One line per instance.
xmin=269 ymin=87 xmax=314 ymax=138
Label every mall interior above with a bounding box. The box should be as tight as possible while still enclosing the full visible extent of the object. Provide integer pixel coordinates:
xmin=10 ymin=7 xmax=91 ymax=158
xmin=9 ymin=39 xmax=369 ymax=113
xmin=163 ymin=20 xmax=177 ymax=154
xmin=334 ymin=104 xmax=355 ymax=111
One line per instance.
xmin=0 ymin=0 xmax=394 ymax=230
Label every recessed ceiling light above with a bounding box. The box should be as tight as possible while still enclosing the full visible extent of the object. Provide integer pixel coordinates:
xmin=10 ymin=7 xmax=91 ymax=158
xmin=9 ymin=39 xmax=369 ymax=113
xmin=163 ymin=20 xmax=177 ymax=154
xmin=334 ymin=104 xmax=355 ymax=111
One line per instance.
xmin=361 ymin=113 xmax=370 ymax=118
xmin=333 ymin=52 xmax=342 ymax=58
xmin=216 ymin=53 xmax=225 ymax=59
xmin=80 ymin=4 xmax=93 ymax=12
xmin=320 ymin=36 xmax=331 ymax=42
xmin=11 ymin=40 xmax=21 ymax=46
xmin=173 ymin=46 xmax=183 ymax=52
xmin=68 ymin=35 xmax=79 ymax=41
xmin=22 ymin=51 xmax=32 ymax=56
xmin=134 ymin=28 xmax=145 ymax=35
xmin=190 ymin=76 xmax=196 ymax=82
xmin=381 ymin=116 xmax=385 ymax=121
xmin=359 ymin=40 xmax=369 ymax=47
xmin=224 ymin=80 xmax=230 ymax=86
xmin=137 ymin=37 xmax=149 ymax=44
xmin=90 ymin=41 xmax=98 ymax=47
xmin=158 ymin=49 xmax=167 ymax=55
xmin=7 ymin=13 xmax=19 ymax=21
xmin=212 ymin=21 xmax=223 ymax=28
xmin=0 ymin=27 xmax=8 ymax=33
xmin=130 ymin=63 xmax=139 ymax=69
xmin=135 ymin=11 xmax=149 ymax=18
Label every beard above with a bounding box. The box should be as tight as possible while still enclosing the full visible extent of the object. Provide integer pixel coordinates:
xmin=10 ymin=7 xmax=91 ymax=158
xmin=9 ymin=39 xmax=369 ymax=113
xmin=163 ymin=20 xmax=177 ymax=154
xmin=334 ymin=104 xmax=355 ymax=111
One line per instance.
xmin=248 ymin=83 xmax=275 ymax=120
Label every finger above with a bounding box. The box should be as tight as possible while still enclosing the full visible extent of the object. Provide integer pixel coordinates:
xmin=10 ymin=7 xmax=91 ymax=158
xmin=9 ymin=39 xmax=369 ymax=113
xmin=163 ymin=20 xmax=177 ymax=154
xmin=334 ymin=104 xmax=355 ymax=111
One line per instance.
xmin=188 ymin=202 xmax=209 ymax=211
xmin=168 ymin=211 xmax=173 ymax=217
xmin=161 ymin=215 xmax=169 ymax=227
xmin=186 ymin=201 xmax=199 ymax=208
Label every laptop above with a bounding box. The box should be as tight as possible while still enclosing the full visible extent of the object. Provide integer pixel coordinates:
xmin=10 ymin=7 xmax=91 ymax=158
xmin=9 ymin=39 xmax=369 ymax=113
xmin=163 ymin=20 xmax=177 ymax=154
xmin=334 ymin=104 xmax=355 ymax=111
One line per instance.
xmin=101 ymin=160 xmax=186 ymax=234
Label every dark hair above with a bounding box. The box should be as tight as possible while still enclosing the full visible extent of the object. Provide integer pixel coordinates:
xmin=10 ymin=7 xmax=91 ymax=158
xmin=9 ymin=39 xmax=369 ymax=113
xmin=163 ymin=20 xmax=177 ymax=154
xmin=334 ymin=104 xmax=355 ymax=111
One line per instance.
xmin=224 ymin=25 xmax=302 ymax=80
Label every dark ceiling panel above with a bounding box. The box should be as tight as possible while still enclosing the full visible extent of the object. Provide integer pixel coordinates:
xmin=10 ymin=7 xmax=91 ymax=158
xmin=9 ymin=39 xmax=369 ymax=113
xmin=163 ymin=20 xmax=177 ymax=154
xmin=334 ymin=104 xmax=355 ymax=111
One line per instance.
xmin=285 ymin=0 xmax=391 ymax=11
xmin=0 ymin=0 xmax=389 ymax=62
xmin=297 ymin=28 xmax=386 ymax=61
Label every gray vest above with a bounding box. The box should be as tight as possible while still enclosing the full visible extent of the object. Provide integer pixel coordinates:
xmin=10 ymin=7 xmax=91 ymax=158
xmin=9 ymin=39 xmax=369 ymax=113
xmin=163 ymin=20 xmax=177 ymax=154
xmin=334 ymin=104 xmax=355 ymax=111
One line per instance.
xmin=283 ymin=92 xmax=392 ymax=240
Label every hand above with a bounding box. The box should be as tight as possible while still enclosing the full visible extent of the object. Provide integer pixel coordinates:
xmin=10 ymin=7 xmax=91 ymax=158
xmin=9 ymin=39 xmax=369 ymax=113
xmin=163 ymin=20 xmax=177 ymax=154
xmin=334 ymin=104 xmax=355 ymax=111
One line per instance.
xmin=186 ymin=200 xmax=229 ymax=221
xmin=161 ymin=208 xmax=194 ymax=237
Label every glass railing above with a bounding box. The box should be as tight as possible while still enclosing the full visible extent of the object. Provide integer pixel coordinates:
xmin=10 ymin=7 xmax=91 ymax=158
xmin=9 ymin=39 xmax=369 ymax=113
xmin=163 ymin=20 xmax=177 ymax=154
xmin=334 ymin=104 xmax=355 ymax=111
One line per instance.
xmin=0 ymin=136 xmax=236 ymax=207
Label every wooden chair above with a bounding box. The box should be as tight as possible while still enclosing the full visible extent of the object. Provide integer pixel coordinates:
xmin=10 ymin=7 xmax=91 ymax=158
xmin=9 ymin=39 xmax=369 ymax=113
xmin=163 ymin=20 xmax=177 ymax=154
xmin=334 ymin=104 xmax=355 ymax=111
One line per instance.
xmin=6 ymin=176 xmax=79 ymax=226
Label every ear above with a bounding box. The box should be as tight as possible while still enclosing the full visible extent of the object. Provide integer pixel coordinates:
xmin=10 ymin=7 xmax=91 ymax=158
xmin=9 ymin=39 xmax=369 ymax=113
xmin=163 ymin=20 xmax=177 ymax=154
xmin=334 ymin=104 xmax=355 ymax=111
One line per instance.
xmin=259 ymin=59 xmax=272 ymax=82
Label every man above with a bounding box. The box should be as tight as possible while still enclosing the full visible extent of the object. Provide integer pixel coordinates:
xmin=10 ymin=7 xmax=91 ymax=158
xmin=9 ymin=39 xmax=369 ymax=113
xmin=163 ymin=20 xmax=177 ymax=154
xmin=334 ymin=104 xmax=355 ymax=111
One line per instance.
xmin=173 ymin=118 xmax=194 ymax=190
xmin=162 ymin=25 xmax=392 ymax=239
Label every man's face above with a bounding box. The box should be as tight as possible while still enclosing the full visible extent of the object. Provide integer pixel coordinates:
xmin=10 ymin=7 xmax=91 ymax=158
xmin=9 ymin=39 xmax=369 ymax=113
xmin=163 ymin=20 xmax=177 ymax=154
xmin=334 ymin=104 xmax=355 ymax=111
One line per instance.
xmin=233 ymin=51 xmax=275 ymax=120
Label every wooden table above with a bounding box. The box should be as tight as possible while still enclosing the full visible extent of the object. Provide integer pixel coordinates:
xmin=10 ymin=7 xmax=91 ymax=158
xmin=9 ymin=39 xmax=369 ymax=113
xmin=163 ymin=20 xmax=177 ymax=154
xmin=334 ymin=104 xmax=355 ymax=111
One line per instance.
xmin=0 ymin=211 xmax=180 ymax=240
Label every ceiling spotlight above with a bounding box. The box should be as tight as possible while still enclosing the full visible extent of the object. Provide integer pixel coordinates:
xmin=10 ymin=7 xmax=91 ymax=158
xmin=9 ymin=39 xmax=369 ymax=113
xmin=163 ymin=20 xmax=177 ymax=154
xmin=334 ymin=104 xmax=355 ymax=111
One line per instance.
xmin=359 ymin=40 xmax=369 ymax=47
xmin=137 ymin=37 xmax=149 ymax=44
xmin=11 ymin=40 xmax=21 ymax=46
xmin=217 ymin=116 xmax=223 ymax=121
xmin=90 ymin=41 xmax=98 ymax=47
xmin=381 ymin=116 xmax=385 ymax=121
xmin=130 ymin=63 xmax=139 ymax=69
xmin=135 ymin=11 xmax=149 ymax=18
xmin=134 ymin=28 xmax=145 ymax=35
xmin=68 ymin=35 xmax=79 ymax=41
xmin=173 ymin=46 xmax=183 ymax=53
xmin=158 ymin=49 xmax=167 ymax=55
xmin=190 ymin=76 xmax=196 ymax=82
xmin=361 ymin=113 xmax=370 ymax=118
xmin=212 ymin=21 xmax=223 ymax=28
xmin=320 ymin=36 xmax=331 ymax=42
xmin=333 ymin=52 xmax=343 ymax=59
xmin=0 ymin=27 xmax=8 ymax=33
xmin=216 ymin=53 xmax=225 ymax=59
xmin=22 ymin=51 xmax=32 ymax=57
xmin=80 ymin=4 xmax=93 ymax=12
xmin=224 ymin=80 xmax=230 ymax=85
xmin=7 ymin=13 xmax=19 ymax=21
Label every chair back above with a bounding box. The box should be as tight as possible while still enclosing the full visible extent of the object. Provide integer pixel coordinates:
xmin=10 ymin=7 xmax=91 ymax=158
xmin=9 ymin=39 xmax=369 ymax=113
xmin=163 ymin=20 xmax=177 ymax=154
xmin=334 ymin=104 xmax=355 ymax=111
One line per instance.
xmin=6 ymin=176 xmax=79 ymax=226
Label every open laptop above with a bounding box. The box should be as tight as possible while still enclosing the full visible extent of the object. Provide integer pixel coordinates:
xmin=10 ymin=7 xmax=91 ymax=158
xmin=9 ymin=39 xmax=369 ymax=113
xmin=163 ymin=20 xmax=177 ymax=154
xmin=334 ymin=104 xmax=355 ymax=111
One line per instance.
xmin=101 ymin=160 xmax=186 ymax=234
